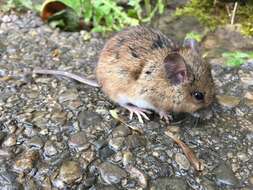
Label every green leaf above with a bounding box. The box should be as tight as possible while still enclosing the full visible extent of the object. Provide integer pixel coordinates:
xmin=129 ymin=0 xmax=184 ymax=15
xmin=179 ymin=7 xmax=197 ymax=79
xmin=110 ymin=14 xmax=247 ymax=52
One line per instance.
xmin=58 ymin=0 xmax=82 ymax=16
xmin=185 ymin=32 xmax=202 ymax=42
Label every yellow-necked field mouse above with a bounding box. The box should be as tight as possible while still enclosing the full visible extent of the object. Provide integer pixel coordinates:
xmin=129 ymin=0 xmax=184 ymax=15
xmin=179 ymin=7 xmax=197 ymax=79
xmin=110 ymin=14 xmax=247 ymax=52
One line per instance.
xmin=32 ymin=26 xmax=215 ymax=123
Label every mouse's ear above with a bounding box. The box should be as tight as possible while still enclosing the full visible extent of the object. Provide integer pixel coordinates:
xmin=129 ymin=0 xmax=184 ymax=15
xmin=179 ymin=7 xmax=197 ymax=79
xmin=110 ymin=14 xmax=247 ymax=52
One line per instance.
xmin=183 ymin=38 xmax=199 ymax=53
xmin=164 ymin=53 xmax=188 ymax=85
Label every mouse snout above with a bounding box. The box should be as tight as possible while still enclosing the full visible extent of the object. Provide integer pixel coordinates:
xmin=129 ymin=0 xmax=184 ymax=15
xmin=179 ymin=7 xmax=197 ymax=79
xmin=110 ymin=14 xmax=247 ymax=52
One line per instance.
xmin=191 ymin=105 xmax=214 ymax=120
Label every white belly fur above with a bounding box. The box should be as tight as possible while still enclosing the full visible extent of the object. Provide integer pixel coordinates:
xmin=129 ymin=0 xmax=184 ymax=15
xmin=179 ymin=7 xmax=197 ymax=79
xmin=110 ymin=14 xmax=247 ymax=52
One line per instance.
xmin=117 ymin=95 xmax=156 ymax=110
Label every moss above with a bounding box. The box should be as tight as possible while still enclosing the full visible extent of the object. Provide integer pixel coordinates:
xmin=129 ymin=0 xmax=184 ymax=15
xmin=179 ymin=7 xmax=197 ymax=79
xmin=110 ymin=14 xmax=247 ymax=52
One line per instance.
xmin=175 ymin=0 xmax=253 ymax=36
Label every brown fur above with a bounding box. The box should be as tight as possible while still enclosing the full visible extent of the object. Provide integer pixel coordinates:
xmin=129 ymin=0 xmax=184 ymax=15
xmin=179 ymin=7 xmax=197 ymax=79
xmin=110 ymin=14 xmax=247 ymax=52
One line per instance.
xmin=96 ymin=26 xmax=215 ymax=114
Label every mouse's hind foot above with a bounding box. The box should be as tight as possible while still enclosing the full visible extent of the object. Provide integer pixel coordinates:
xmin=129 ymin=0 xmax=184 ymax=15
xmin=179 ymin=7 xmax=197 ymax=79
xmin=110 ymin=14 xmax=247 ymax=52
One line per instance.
xmin=123 ymin=105 xmax=152 ymax=123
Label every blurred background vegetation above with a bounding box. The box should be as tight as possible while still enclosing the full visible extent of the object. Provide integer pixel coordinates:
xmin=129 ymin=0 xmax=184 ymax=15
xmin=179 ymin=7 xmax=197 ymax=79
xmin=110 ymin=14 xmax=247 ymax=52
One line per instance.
xmin=1 ymin=0 xmax=253 ymax=67
xmin=1 ymin=0 xmax=253 ymax=35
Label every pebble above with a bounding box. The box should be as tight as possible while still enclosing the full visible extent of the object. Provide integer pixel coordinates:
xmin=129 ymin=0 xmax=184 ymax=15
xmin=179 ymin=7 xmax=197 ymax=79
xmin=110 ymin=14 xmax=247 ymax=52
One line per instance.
xmin=68 ymin=131 xmax=90 ymax=151
xmin=125 ymin=165 xmax=148 ymax=188
xmin=13 ymin=150 xmax=39 ymax=173
xmin=237 ymin=152 xmax=249 ymax=162
xmin=58 ymin=161 xmax=82 ymax=184
xmin=43 ymin=140 xmax=58 ymax=157
xmin=175 ymin=152 xmax=190 ymax=170
xmin=216 ymin=95 xmax=241 ymax=108
xmin=2 ymin=135 xmax=17 ymax=147
xmin=150 ymin=177 xmax=188 ymax=190
xmin=81 ymin=149 xmax=96 ymax=163
xmin=108 ymin=137 xmax=125 ymax=151
xmin=112 ymin=125 xmax=131 ymax=137
xmin=99 ymin=162 xmax=127 ymax=184
xmin=27 ymin=136 xmax=44 ymax=149
xmin=214 ymin=163 xmax=239 ymax=187
xmin=249 ymin=176 xmax=253 ymax=185
xmin=58 ymin=90 xmax=79 ymax=103
xmin=77 ymin=111 xmax=102 ymax=128
xmin=126 ymin=134 xmax=146 ymax=149
xmin=122 ymin=151 xmax=134 ymax=166
xmin=0 ymin=169 xmax=22 ymax=189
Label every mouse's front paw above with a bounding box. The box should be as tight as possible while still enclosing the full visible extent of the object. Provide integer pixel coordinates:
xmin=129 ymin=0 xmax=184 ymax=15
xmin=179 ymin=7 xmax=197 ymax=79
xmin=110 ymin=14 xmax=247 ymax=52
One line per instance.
xmin=159 ymin=111 xmax=172 ymax=124
xmin=123 ymin=105 xmax=151 ymax=123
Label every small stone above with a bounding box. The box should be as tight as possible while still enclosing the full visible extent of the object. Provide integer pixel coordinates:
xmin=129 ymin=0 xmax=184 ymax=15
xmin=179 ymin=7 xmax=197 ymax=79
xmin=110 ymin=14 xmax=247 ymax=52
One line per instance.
xmin=43 ymin=140 xmax=58 ymax=157
xmin=240 ymin=74 xmax=253 ymax=86
xmin=175 ymin=153 xmax=190 ymax=170
xmin=98 ymin=145 xmax=115 ymax=161
xmin=99 ymin=162 xmax=127 ymax=184
xmin=216 ymin=95 xmax=240 ymax=108
xmin=51 ymin=111 xmax=67 ymax=125
xmin=237 ymin=152 xmax=249 ymax=162
xmin=68 ymin=131 xmax=90 ymax=151
xmin=3 ymin=135 xmax=16 ymax=147
xmin=214 ymin=163 xmax=239 ymax=186
xmin=81 ymin=150 xmax=96 ymax=163
xmin=126 ymin=165 xmax=148 ymax=189
xmin=13 ymin=150 xmax=39 ymax=173
xmin=58 ymin=90 xmax=79 ymax=103
xmin=126 ymin=134 xmax=146 ymax=149
xmin=150 ymin=177 xmax=188 ymax=190
xmin=32 ymin=111 xmax=48 ymax=128
xmin=78 ymin=111 xmax=102 ymax=128
xmin=0 ymin=169 xmax=22 ymax=189
xmin=112 ymin=125 xmax=131 ymax=137
xmin=81 ymin=31 xmax=91 ymax=41
xmin=108 ymin=137 xmax=125 ymax=151
xmin=245 ymin=91 xmax=253 ymax=100
xmin=249 ymin=176 xmax=253 ymax=185
xmin=58 ymin=161 xmax=82 ymax=184
xmin=122 ymin=151 xmax=134 ymax=166
xmin=2 ymin=15 xmax=11 ymax=23
xmin=28 ymin=136 xmax=44 ymax=149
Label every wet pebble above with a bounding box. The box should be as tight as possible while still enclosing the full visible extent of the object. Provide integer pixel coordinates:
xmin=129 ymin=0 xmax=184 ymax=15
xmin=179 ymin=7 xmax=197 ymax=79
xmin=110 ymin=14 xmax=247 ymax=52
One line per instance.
xmin=237 ymin=152 xmax=249 ymax=162
xmin=27 ymin=135 xmax=44 ymax=149
xmin=214 ymin=163 xmax=239 ymax=187
xmin=150 ymin=177 xmax=188 ymax=190
xmin=2 ymin=135 xmax=17 ymax=147
xmin=216 ymin=95 xmax=241 ymax=108
xmin=125 ymin=165 xmax=148 ymax=188
xmin=0 ymin=169 xmax=22 ymax=190
xmin=108 ymin=137 xmax=125 ymax=151
xmin=57 ymin=161 xmax=82 ymax=185
xmin=43 ymin=140 xmax=58 ymax=157
xmin=112 ymin=125 xmax=131 ymax=137
xmin=126 ymin=134 xmax=146 ymax=149
xmin=81 ymin=149 xmax=96 ymax=163
xmin=13 ymin=150 xmax=39 ymax=173
xmin=51 ymin=111 xmax=67 ymax=125
xmin=175 ymin=152 xmax=190 ymax=170
xmin=122 ymin=151 xmax=134 ymax=166
xmin=68 ymin=131 xmax=90 ymax=151
xmin=78 ymin=111 xmax=102 ymax=128
xmin=58 ymin=90 xmax=79 ymax=103
xmin=99 ymin=162 xmax=127 ymax=184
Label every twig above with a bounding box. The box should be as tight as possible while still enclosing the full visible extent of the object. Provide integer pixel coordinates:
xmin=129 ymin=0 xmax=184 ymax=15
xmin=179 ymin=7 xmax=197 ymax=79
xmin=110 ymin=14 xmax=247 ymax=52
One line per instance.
xmin=165 ymin=130 xmax=204 ymax=171
xmin=231 ymin=2 xmax=238 ymax=25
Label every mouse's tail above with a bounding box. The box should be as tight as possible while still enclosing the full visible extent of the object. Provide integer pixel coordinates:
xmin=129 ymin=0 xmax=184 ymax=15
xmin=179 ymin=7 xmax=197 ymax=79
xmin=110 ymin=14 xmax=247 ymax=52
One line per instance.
xmin=33 ymin=69 xmax=100 ymax=87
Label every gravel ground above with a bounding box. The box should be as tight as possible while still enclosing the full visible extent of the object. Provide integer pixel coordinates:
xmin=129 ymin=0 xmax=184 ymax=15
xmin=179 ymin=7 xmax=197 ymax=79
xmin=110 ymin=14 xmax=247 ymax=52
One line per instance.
xmin=0 ymin=11 xmax=253 ymax=190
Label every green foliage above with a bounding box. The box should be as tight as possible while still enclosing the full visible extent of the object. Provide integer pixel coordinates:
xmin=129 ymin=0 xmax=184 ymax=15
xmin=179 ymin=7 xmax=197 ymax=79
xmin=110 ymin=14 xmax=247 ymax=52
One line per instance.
xmin=222 ymin=51 xmax=253 ymax=67
xmin=185 ymin=31 xmax=203 ymax=42
xmin=175 ymin=0 xmax=253 ymax=36
xmin=2 ymin=0 xmax=165 ymax=33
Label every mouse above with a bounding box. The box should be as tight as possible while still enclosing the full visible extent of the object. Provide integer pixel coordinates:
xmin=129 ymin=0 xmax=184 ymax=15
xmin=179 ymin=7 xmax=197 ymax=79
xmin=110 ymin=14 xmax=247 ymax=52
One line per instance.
xmin=31 ymin=26 xmax=215 ymax=123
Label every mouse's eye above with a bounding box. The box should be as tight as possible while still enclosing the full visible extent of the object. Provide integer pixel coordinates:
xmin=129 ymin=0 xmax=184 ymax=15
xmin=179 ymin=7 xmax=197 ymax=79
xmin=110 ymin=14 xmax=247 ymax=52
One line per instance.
xmin=192 ymin=91 xmax=204 ymax=101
